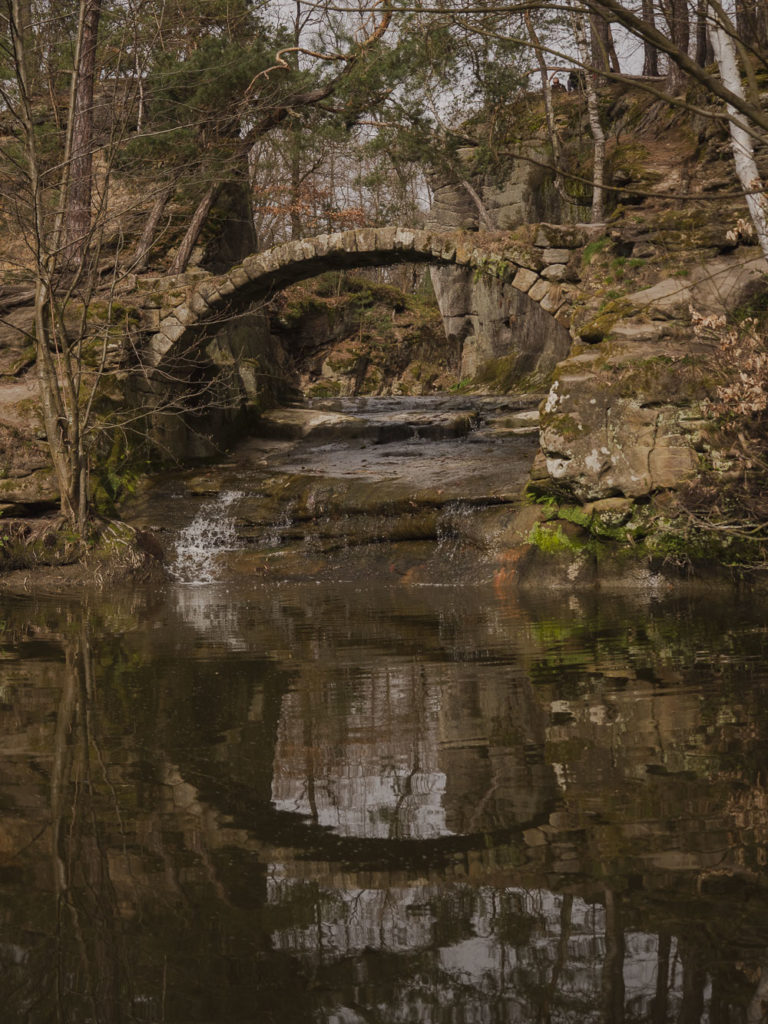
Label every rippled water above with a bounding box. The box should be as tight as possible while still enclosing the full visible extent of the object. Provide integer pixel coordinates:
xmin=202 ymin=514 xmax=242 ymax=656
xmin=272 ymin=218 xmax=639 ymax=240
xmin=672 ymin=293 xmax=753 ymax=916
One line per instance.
xmin=1 ymin=579 xmax=768 ymax=1023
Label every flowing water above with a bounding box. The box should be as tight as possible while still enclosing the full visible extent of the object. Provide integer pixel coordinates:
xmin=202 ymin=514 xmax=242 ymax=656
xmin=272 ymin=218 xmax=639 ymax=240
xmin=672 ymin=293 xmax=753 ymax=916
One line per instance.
xmin=2 ymin=396 xmax=768 ymax=1023
xmin=168 ymin=490 xmax=243 ymax=583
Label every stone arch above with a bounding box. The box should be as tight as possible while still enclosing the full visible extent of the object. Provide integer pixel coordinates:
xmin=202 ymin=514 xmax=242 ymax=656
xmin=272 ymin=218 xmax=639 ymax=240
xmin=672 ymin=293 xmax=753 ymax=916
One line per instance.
xmin=147 ymin=226 xmax=575 ymax=369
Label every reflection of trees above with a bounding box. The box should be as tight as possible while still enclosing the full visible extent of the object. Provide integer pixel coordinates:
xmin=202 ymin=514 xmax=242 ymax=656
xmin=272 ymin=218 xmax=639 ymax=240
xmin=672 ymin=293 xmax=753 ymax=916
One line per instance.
xmin=0 ymin=614 xmax=131 ymax=1022
xmin=4 ymin=589 xmax=768 ymax=1021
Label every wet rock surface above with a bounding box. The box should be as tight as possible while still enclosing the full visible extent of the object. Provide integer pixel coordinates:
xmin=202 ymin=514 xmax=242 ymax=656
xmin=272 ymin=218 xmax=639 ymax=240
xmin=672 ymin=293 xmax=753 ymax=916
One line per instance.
xmin=123 ymin=394 xmax=542 ymax=582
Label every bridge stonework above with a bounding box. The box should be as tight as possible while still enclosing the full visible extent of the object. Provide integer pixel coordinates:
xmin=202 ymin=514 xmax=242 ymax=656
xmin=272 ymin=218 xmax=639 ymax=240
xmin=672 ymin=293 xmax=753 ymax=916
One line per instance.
xmin=148 ymin=225 xmax=593 ymax=368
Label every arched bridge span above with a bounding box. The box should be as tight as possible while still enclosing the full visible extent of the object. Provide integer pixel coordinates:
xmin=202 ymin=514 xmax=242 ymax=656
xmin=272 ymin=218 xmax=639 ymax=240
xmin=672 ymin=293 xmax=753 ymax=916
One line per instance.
xmin=148 ymin=226 xmax=577 ymax=369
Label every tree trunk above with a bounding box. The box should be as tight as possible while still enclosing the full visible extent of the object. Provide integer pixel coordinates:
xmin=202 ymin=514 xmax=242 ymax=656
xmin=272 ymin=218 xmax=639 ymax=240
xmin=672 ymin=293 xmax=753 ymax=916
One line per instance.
xmin=33 ymin=287 xmax=81 ymax=524
xmin=736 ymin=0 xmax=768 ymax=50
xmin=573 ymin=7 xmax=607 ymax=222
xmin=64 ymin=0 xmax=102 ymax=267
xmin=695 ymin=0 xmax=713 ymax=66
xmin=525 ymin=10 xmax=568 ymax=206
xmin=168 ymin=182 xmax=221 ymax=275
xmin=602 ymin=890 xmax=625 ymax=1024
xmin=132 ymin=181 xmax=177 ymax=272
xmin=290 ymin=138 xmax=304 ymax=240
xmin=460 ymin=179 xmax=495 ymax=231
xmin=590 ymin=10 xmax=620 ymax=77
xmin=747 ymin=964 xmax=768 ymax=1024
xmin=709 ymin=10 xmax=768 ymax=262
xmin=642 ymin=0 xmax=660 ymax=74
xmin=666 ymin=0 xmax=691 ymax=92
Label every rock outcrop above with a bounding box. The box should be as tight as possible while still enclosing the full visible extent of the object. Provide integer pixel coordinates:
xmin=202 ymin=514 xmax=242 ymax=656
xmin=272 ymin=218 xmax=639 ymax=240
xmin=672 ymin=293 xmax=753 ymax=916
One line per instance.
xmin=534 ymin=238 xmax=768 ymax=506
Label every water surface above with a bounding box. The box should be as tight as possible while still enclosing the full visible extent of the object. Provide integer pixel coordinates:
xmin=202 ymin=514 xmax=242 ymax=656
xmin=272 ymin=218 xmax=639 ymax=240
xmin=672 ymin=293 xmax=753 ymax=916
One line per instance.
xmin=1 ymin=580 xmax=767 ymax=1023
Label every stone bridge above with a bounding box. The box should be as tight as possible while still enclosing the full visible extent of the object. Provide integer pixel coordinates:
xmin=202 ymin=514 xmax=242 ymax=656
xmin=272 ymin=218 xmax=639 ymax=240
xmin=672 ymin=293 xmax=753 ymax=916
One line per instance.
xmin=148 ymin=224 xmax=594 ymax=368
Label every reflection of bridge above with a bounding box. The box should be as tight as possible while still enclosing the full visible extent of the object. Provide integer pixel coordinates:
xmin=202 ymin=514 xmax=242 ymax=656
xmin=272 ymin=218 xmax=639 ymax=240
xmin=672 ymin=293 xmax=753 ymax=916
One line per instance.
xmin=148 ymin=226 xmax=578 ymax=368
xmin=4 ymin=593 xmax=768 ymax=1023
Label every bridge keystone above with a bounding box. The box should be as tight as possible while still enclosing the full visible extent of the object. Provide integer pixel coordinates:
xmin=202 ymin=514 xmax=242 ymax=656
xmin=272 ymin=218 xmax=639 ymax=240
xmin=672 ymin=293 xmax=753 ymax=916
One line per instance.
xmin=393 ymin=227 xmax=417 ymax=250
xmin=311 ymin=233 xmax=335 ymax=258
xmin=371 ymin=226 xmax=397 ymax=252
xmin=354 ymin=226 xmax=378 ymax=251
xmin=340 ymin=229 xmax=360 ymax=253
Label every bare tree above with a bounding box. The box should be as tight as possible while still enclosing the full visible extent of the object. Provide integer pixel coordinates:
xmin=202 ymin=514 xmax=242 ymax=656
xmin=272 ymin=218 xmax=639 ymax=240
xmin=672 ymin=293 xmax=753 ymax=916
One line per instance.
xmin=63 ymin=0 xmax=102 ymax=268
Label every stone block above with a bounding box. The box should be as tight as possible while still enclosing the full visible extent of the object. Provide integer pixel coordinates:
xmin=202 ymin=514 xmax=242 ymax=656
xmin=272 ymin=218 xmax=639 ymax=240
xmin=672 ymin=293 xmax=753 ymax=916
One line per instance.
xmin=649 ymin=445 xmax=699 ymax=488
xmin=534 ymin=223 xmax=588 ymax=248
xmin=540 ymin=284 xmax=564 ymax=314
xmin=607 ymin=321 xmax=668 ymax=343
xmin=612 ymin=446 xmax=653 ymax=497
xmin=511 ymin=267 xmax=538 ymax=293
xmin=341 ymin=229 xmax=359 ymax=252
xmin=529 ymin=450 xmax=550 ymax=481
xmin=542 ymin=263 xmax=569 ymax=282
xmin=147 ymin=333 xmax=173 ymax=365
xmin=583 ymin=496 xmax=634 ymax=517
xmin=144 ymin=308 xmax=161 ymax=330
xmin=158 ymin=317 xmax=186 ymax=343
xmin=311 ymin=233 xmax=333 ymax=258
xmin=505 ymin=245 xmax=543 ymax=272
xmin=241 ymin=255 xmax=266 ymax=279
xmin=196 ymin=281 xmax=221 ymax=304
xmin=523 ymin=827 xmax=548 ymax=847
xmin=229 ymin=267 xmax=250 ymax=288
xmin=172 ymin=303 xmax=197 ymax=327
xmin=353 ymin=227 xmax=378 ymax=253
xmin=453 ymin=236 xmax=477 ymax=266
xmin=542 ymin=247 xmax=572 ymax=265
xmin=188 ymin=291 xmax=211 ymax=317
xmin=432 ymin=236 xmax=457 ymax=263
xmin=412 ymin=229 xmax=433 ymax=255
xmin=528 ymin=278 xmax=551 ymax=303
xmin=254 ymin=251 xmax=284 ymax=276
xmin=296 ymin=239 xmax=318 ymax=261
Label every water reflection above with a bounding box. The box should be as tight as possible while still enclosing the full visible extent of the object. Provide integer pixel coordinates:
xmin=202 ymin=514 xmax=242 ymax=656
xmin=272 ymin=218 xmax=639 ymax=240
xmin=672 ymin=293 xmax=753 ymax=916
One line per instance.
xmin=1 ymin=585 xmax=768 ymax=1022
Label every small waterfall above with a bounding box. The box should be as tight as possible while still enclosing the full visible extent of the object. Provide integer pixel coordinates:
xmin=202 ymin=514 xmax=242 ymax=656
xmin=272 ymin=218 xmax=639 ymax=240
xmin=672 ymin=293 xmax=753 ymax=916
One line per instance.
xmin=436 ymin=501 xmax=476 ymax=562
xmin=169 ymin=490 xmax=243 ymax=584
xmin=261 ymin=508 xmax=294 ymax=548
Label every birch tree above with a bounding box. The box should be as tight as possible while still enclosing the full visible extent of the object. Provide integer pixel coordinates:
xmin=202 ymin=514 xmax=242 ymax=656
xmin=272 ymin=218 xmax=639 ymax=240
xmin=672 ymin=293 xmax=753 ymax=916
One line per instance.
xmin=707 ymin=8 xmax=768 ymax=259
xmin=571 ymin=4 xmax=606 ymax=223
xmin=576 ymin=0 xmax=768 ymax=262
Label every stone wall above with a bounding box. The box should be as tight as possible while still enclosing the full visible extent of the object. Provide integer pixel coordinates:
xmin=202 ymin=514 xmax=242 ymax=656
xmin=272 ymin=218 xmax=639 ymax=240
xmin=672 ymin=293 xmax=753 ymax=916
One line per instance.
xmin=428 ymin=146 xmax=579 ymax=387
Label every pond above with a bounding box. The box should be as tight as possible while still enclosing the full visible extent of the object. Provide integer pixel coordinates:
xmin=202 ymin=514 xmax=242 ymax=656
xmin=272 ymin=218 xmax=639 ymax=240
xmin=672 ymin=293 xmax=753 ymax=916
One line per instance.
xmin=1 ymin=397 xmax=767 ymax=1023
xmin=1 ymin=581 xmax=767 ymax=1023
